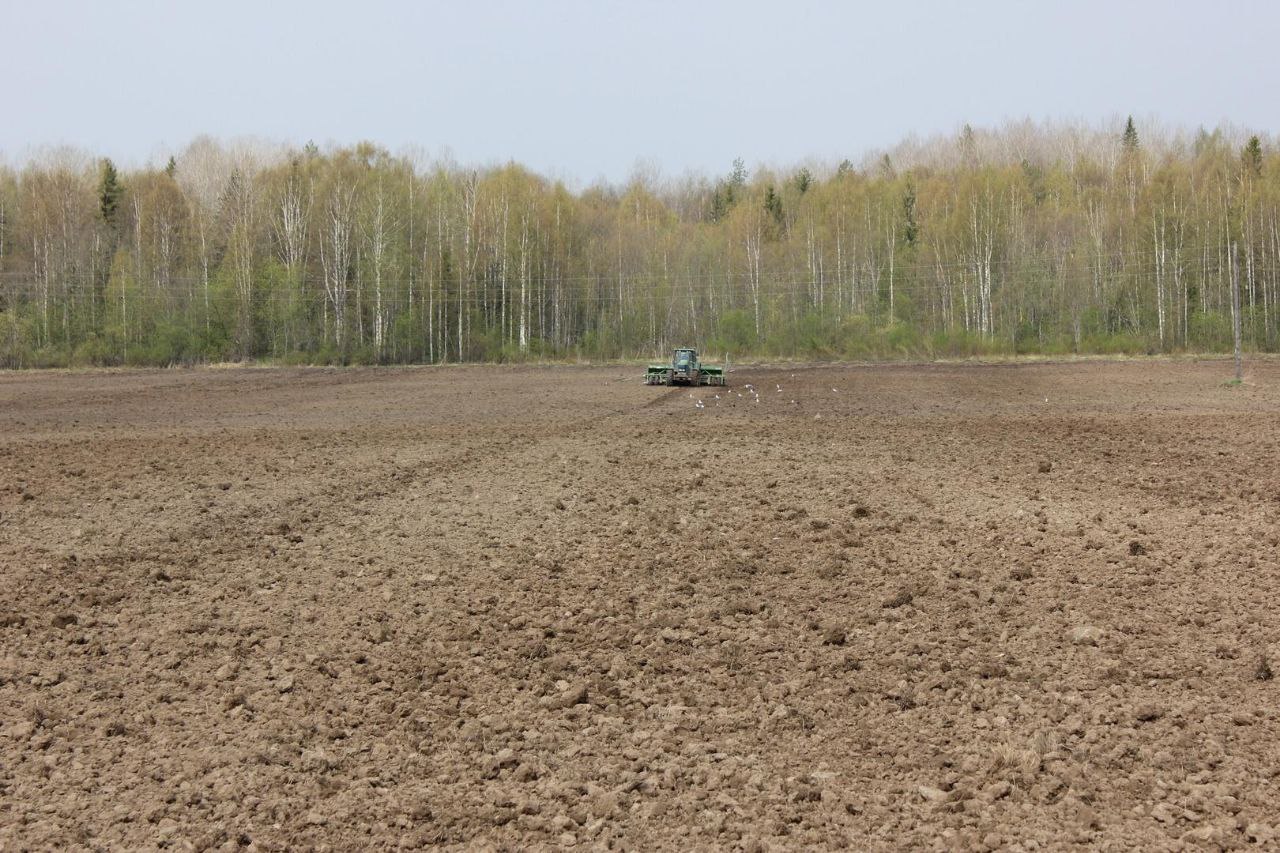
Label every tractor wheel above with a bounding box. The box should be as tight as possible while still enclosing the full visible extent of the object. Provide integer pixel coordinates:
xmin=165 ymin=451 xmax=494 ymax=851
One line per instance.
xmin=664 ymin=370 xmax=674 ymax=386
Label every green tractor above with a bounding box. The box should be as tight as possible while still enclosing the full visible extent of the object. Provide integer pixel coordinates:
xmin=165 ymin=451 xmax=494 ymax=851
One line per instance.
xmin=644 ymin=348 xmax=727 ymax=386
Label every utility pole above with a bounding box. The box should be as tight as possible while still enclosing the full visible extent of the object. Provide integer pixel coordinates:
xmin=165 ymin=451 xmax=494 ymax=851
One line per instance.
xmin=1231 ymin=241 xmax=1243 ymax=382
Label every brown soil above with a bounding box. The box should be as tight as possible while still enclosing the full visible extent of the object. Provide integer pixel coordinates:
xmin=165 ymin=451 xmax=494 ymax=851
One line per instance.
xmin=2 ymin=359 xmax=1279 ymax=850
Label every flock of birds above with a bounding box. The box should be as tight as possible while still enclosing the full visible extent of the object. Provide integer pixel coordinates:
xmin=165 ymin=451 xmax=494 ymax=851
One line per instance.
xmin=686 ymin=377 xmax=842 ymax=413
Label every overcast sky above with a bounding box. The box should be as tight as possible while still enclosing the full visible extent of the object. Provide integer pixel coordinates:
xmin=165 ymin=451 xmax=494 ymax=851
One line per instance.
xmin=4 ymin=0 xmax=1277 ymax=182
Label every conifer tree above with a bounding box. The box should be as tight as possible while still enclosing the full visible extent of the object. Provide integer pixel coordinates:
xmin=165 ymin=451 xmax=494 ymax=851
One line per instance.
xmin=1243 ymin=135 xmax=1263 ymax=178
xmin=1122 ymin=116 xmax=1139 ymax=150
xmin=793 ymin=168 xmax=812 ymax=194
xmin=764 ymin=185 xmax=784 ymax=229
xmin=99 ymin=158 xmax=122 ymax=225
xmin=902 ymin=181 xmax=918 ymax=247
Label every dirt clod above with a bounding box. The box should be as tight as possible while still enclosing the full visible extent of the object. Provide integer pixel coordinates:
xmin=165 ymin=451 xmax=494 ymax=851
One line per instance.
xmin=882 ymin=588 xmax=913 ymax=608
xmin=1255 ymin=654 xmax=1273 ymax=681
xmin=540 ymin=681 xmax=588 ymax=710
xmin=1069 ymin=626 xmax=1103 ymax=646
xmin=917 ymin=785 xmax=947 ymax=803
xmin=1134 ymin=704 xmax=1164 ymax=722
xmin=222 ymin=692 xmax=250 ymax=711
xmin=821 ymin=627 xmax=847 ymax=646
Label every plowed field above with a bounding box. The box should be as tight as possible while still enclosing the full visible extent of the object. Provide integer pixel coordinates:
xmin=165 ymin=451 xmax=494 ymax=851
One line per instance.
xmin=3 ymin=360 xmax=1279 ymax=850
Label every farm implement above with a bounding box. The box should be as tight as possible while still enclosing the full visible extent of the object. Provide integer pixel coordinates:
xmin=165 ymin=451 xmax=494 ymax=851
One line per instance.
xmin=644 ymin=348 xmax=727 ymax=386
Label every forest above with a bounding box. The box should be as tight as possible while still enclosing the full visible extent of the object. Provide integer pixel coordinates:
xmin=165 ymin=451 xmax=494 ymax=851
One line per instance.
xmin=0 ymin=118 xmax=1277 ymax=367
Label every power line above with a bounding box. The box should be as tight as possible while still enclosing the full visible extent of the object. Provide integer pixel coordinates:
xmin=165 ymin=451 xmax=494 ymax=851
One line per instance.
xmin=0 ymin=242 xmax=1269 ymax=285
xmin=1 ymin=263 xmax=1275 ymax=302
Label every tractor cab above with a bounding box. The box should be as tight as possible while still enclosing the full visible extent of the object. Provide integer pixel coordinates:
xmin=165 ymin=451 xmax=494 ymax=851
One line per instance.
xmin=644 ymin=348 xmax=727 ymax=387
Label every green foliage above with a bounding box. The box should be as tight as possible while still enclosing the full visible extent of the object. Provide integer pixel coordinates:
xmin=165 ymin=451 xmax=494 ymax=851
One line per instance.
xmin=99 ymin=158 xmax=122 ymax=225
xmin=709 ymin=187 xmax=730 ymax=223
xmin=960 ymin=124 xmax=977 ymax=166
xmin=2 ymin=126 xmax=1279 ymax=369
xmin=1078 ymin=331 xmax=1149 ymax=355
xmin=0 ymin=311 xmax=31 ymax=369
xmin=711 ymin=308 xmax=756 ymax=353
xmin=71 ymin=334 xmax=119 ymax=366
xmin=124 ymin=320 xmax=204 ymax=366
xmin=1020 ymin=159 xmax=1047 ymax=204
xmin=1122 ymin=116 xmax=1139 ymax=150
xmin=929 ymin=329 xmax=1010 ymax=359
xmin=1243 ymin=136 xmax=1263 ymax=178
xmin=1194 ymin=126 xmax=1224 ymax=157
xmin=1188 ymin=310 xmax=1233 ymax=350
xmin=793 ymin=168 xmax=812 ymax=195
xmin=901 ymin=181 xmax=918 ymax=247
xmin=763 ymin=186 xmax=784 ymax=229
xmin=709 ymin=157 xmax=749 ymax=222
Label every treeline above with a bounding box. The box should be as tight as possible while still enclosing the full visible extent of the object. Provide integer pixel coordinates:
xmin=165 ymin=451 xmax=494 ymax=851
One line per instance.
xmin=0 ymin=119 xmax=1278 ymax=367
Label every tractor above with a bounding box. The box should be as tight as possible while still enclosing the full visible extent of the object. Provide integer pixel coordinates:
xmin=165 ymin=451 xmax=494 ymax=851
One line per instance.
xmin=644 ymin=348 xmax=727 ymax=386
